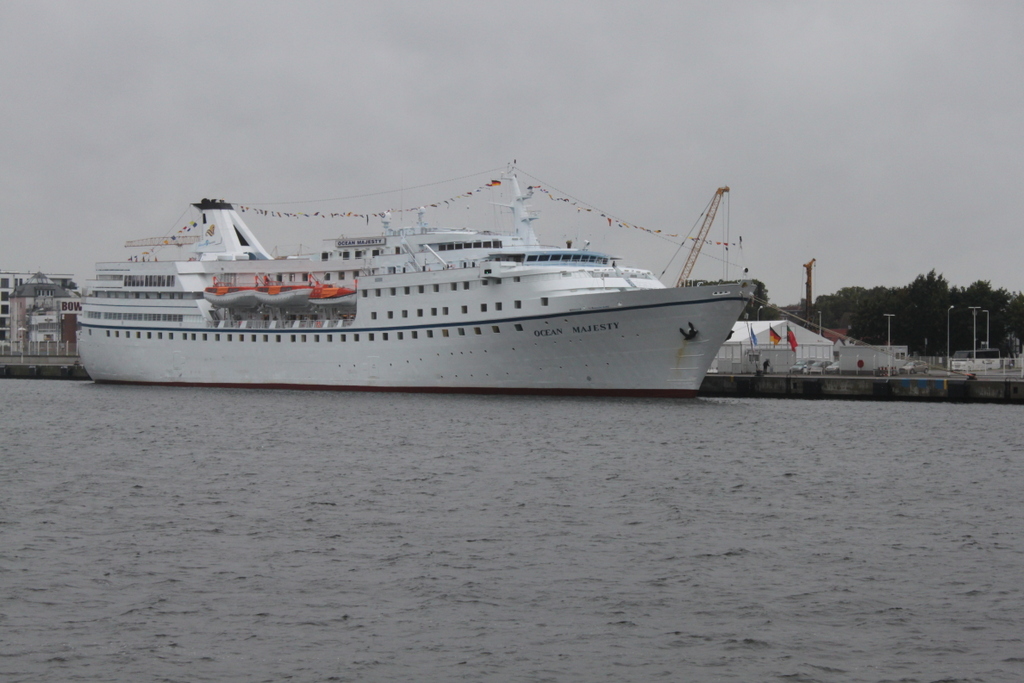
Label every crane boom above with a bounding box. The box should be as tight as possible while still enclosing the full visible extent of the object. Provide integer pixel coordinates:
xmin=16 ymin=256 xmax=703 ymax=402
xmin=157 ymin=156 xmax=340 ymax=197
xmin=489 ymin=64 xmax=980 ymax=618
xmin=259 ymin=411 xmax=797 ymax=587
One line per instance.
xmin=676 ymin=186 xmax=729 ymax=287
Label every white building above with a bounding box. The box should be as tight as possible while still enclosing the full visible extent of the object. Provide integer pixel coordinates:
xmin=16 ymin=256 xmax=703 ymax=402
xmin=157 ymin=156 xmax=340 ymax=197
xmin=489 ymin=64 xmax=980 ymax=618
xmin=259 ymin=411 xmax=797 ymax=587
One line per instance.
xmin=714 ymin=320 xmax=835 ymax=374
xmin=1 ymin=270 xmax=77 ymax=346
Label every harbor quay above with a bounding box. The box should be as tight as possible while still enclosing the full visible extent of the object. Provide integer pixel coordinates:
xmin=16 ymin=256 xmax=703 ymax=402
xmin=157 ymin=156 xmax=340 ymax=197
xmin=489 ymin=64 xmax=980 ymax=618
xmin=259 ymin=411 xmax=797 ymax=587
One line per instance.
xmin=700 ymin=372 xmax=1024 ymax=403
xmin=0 ymin=355 xmax=89 ymax=380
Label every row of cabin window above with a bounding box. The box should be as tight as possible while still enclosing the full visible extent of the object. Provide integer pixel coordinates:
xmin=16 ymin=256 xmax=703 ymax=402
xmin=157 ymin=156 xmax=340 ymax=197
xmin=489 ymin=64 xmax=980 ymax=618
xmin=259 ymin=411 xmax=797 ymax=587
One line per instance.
xmin=95 ymin=291 xmax=198 ymax=299
xmin=100 ymin=324 xmax=525 ymax=342
xmin=368 ymin=300 xmax=532 ymax=320
xmin=360 ymin=276 xmax=523 ymax=299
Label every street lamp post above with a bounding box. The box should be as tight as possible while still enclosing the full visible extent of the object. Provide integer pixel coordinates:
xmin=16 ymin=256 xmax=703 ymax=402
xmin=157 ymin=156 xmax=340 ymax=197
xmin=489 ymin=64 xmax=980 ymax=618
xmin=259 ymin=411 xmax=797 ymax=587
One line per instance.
xmin=946 ymin=305 xmax=954 ymax=372
xmin=757 ymin=305 xmax=764 ymax=321
xmin=884 ymin=313 xmax=895 ymax=375
xmin=969 ymin=307 xmax=980 ymax=367
xmin=983 ymin=310 xmax=990 ymax=349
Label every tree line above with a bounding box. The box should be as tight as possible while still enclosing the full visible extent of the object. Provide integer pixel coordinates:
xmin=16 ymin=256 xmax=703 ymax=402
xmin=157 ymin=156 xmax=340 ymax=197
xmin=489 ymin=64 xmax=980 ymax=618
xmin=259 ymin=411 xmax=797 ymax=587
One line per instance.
xmin=812 ymin=271 xmax=1024 ymax=357
xmin=707 ymin=272 xmax=1024 ymax=357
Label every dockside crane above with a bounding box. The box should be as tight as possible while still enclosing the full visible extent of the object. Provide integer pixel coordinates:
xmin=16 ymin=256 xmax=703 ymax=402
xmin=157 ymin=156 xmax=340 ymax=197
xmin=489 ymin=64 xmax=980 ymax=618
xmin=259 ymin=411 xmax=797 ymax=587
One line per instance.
xmin=804 ymin=258 xmax=816 ymax=322
xmin=675 ymin=186 xmax=729 ymax=287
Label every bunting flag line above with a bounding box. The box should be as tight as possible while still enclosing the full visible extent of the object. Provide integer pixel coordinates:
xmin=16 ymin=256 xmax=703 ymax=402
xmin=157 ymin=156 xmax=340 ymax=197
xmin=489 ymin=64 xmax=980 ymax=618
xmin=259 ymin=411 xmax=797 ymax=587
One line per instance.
xmin=164 ymin=177 xmax=740 ymax=249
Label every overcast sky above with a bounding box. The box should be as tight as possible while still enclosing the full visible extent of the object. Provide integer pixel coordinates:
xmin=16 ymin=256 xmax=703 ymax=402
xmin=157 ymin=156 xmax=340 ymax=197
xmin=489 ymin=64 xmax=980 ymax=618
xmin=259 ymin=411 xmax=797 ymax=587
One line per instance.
xmin=2 ymin=0 xmax=1021 ymax=305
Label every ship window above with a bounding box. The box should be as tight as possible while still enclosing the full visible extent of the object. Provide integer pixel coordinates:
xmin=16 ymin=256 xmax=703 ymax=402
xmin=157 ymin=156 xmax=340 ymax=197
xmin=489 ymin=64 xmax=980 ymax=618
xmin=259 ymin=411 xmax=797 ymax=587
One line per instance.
xmin=290 ymin=335 xmax=296 ymax=342
xmin=411 ymin=331 xmax=418 ymax=339
xmin=263 ymin=335 xmax=269 ymax=342
xmin=451 ymin=283 xmax=457 ymax=291
xmin=114 ymin=330 xmax=119 ymax=338
xmin=431 ymin=308 xmax=437 ymax=316
xmin=275 ymin=335 xmax=281 ymax=342
xmin=321 ymin=252 xmax=329 ymax=261
xmin=463 ymin=281 xmax=470 ymax=290
xmin=515 ymin=300 xmax=522 ymax=308
xmin=402 ymin=310 xmax=408 ymax=318
xmin=474 ymin=327 xmax=482 ymax=335
xmin=492 ymin=326 xmax=500 ymax=333
xmin=314 ymin=335 xmax=320 ymax=342
xmin=192 ymin=334 xmax=197 ymax=340
xmin=301 ymin=335 xmax=307 ymax=342
xmin=107 ymin=331 xmax=110 ymax=337
xmin=355 ymin=250 xmax=363 ymax=258
xmin=227 ymin=334 xmax=232 ymax=341
xmin=203 ymin=333 xmax=208 ymax=340
xmin=417 ymin=309 xmax=423 ymax=317
xmin=461 ymin=306 xmax=468 ymax=314
xmin=340 ymin=334 xmax=346 ymax=342
xmin=433 ymin=284 xmax=440 ymax=292
xmin=371 ymin=312 xmax=377 ymax=320
xmin=326 ymin=335 xmax=332 ymax=342
xmin=442 ymin=329 xmax=449 ymax=338
xmin=427 ymin=330 xmax=433 ymax=338
xmin=387 ymin=311 xmax=394 ymax=319
xmin=390 ymin=288 xmax=396 ymax=296
xmin=368 ymin=333 xmax=375 ymax=341
xmin=169 ymin=333 xmax=174 ymax=340
xmin=239 ymin=335 xmax=244 ymax=342
xmin=382 ymin=333 xmax=389 ymax=341
xmin=515 ymin=324 xmax=523 ymax=331
xmin=397 ymin=332 xmax=403 ymax=340
xmin=480 ymin=304 xmax=487 ymax=312
xmin=251 ymin=335 xmax=257 ymax=342
xmin=541 ymin=297 xmax=549 ymax=306
xmin=215 ymin=334 xmax=220 ymax=341
xmin=442 ymin=307 xmax=449 ymax=315
xmin=458 ymin=328 xmax=466 ymax=336
xmin=404 ymin=287 xmax=410 ymax=295
xmin=418 ymin=285 xmax=425 ymax=293
xmin=495 ymin=302 xmax=503 ymax=311
xmin=362 ymin=290 xmax=368 ymax=298
xmin=375 ymin=290 xmax=381 ymax=297
xmin=324 ymin=272 xmax=331 ymax=281
xmin=338 ymin=272 xmax=345 ymax=279
xmin=342 ymin=251 xmax=350 ymax=259
xmin=147 ymin=332 xmax=151 ymax=339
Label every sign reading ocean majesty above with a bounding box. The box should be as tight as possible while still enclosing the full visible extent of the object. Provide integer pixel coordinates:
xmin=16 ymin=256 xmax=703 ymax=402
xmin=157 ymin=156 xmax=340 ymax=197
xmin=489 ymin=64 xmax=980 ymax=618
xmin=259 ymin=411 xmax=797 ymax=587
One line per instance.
xmin=78 ymin=173 xmax=752 ymax=396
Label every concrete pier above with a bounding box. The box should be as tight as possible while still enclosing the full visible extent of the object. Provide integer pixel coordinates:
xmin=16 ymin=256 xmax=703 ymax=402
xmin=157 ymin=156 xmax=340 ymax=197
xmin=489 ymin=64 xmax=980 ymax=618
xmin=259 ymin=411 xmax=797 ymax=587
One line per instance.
xmin=0 ymin=356 xmax=91 ymax=380
xmin=700 ymin=373 xmax=1024 ymax=403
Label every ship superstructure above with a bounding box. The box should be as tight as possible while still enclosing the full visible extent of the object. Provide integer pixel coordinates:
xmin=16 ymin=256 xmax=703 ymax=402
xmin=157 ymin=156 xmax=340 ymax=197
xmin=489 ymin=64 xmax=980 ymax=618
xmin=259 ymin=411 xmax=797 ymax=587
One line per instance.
xmin=79 ymin=175 xmax=751 ymax=396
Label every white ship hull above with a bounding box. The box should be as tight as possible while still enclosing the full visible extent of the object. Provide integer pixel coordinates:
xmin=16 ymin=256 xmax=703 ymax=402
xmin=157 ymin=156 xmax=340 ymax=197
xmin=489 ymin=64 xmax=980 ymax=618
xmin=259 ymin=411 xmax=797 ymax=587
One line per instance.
xmin=80 ymin=285 xmax=746 ymax=396
xmin=79 ymin=181 xmax=752 ymax=397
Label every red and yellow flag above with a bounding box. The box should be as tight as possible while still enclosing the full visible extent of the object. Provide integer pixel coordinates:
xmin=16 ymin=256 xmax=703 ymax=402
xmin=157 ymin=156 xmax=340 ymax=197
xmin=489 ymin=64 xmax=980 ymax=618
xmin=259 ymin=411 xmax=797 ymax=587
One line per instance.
xmin=769 ymin=326 xmax=782 ymax=345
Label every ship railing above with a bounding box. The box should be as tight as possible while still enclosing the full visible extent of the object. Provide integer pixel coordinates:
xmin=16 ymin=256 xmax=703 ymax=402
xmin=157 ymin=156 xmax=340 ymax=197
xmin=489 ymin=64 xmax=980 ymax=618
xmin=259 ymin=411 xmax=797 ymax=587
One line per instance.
xmin=207 ymin=317 xmax=355 ymax=330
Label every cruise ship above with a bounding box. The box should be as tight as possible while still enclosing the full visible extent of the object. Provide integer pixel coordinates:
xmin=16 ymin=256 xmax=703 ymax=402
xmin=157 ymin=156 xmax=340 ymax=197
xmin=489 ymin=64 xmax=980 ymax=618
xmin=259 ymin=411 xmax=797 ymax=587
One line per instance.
xmin=79 ymin=175 xmax=752 ymax=396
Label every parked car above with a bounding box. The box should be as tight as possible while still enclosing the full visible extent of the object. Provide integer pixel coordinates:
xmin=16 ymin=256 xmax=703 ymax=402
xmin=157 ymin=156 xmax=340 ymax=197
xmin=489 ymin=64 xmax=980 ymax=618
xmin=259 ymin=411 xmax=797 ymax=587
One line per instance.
xmin=900 ymin=360 xmax=929 ymax=374
xmin=824 ymin=361 xmax=841 ymax=374
xmin=807 ymin=360 xmax=831 ymax=374
xmin=789 ymin=359 xmax=815 ymax=373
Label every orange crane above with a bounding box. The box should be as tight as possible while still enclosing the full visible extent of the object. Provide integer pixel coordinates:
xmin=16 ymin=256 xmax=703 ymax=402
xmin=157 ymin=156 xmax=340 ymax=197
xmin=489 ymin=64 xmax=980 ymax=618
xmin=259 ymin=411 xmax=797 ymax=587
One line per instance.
xmin=804 ymin=258 xmax=816 ymax=321
xmin=675 ymin=186 xmax=729 ymax=287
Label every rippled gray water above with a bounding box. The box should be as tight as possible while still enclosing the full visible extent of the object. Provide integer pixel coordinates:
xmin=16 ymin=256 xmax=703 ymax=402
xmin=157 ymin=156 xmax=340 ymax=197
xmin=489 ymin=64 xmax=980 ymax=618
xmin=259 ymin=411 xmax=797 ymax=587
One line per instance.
xmin=2 ymin=380 xmax=1023 ymax=682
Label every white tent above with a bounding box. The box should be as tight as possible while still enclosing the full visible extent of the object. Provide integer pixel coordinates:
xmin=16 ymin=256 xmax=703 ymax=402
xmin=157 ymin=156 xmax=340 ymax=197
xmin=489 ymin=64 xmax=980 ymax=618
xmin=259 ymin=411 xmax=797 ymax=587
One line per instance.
xmin=713 ymin=320 xmax=834 ymax=374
